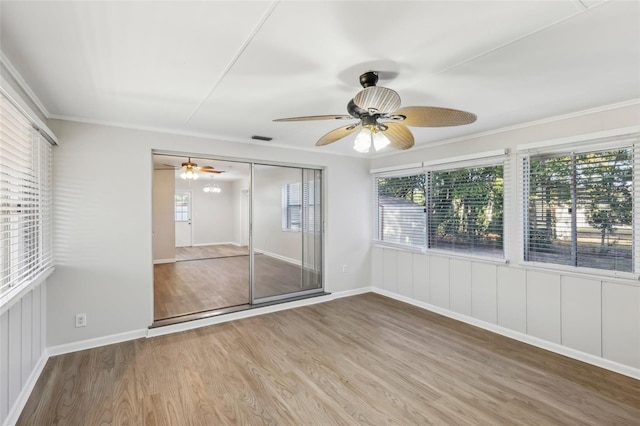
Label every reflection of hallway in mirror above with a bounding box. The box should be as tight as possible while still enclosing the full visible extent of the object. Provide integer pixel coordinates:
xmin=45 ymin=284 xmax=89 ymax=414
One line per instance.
xmin=153 ymin=244 xmax=314 ymax=321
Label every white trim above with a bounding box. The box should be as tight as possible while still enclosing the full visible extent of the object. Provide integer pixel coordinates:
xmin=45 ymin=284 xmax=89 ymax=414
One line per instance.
xmin=4 ymin=350 xmax=49 ymax=426
xmin=369 ymin=150 xmax=507 ymax=175
xmin=147 ymin=287 xmax=371 ymax=338
xmin=53 ymin=114 xmax=364 ymax=158
xmin=422 ymin=149 xmax=507 ymax=168
xmin=369 ymin=163 xmax=423 ymax=174
xmin=254 ymin=249 xmax=300 ymax=266
xmin=372 ymin=288 xmax=640 ymax=380
xmin=153 ymin=258 xmax=176 ymax=265
xmin=0 ymin=75 xmax=57 ymax=145
xmin=516 ymin=126 xmax=640 ymax=153
xmin=518 ymin=260 xmax=640 ymax=285
xmin=0 ymin=50 xmax=51 ymax=118
xmin=191 ymin=242 xmax=237 ymax=247
xmin=0 ymin=267 xmax=54 ymax=315
xmin=371 ymin=99 xmax=640 ymax=159
xmin=47 ymin=329 xmax=148 ymax=357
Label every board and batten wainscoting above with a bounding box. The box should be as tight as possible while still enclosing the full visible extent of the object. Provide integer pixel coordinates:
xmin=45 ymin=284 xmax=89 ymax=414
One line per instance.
xmin=0 ymin=270 xmax=52 ymax=425
xmin=372 ymin=245 xmax=640 ymax=379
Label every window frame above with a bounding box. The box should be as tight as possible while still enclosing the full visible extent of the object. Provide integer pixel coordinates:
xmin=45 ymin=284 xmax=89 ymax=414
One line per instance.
xmin=372 ymin=153 xmax=507 ymax=261
xmin=520 ymin=138 xmax=640 ymax=277
xmin=0 ymin=91 xmax=56 ymax=308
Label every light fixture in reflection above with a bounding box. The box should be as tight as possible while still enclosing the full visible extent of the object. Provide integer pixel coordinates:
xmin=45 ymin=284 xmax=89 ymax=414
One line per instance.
xmin=353 ymin=127 xmax=390 ymax=153
xmin=180 ymin=165 xmax=199 ymax=180
xmin=203 ymin=184 xmax=221 ymax=193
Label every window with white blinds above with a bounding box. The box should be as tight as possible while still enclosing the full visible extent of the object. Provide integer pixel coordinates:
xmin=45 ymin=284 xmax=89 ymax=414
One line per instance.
xmin=282 ymin=176 xmax=320 ymax=232
xmin=0 ymin=93 xmax=53 ymax=301
xmin=375 ymin=173 xmax=426 ymax=247
xmin=374 ymin=159 xmax=505 ymax=257
xmin=524 ymin=147 xmax=635 ymax=272
xmin=283 ymin=182 xmax=302 ymax=231
xmin=429 ymin=165 xmax=504 ymax=256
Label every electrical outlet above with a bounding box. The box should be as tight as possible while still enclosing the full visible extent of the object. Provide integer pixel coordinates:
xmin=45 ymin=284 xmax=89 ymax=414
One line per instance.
xmin=75 ymin=313 xmax=87 ymax=328
xmin=342 ymin=264 xmax=347 ymax=273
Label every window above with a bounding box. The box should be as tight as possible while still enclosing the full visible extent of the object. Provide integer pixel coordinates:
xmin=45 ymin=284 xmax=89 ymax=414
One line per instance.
xmin=374 ymin=161 xmax=504 ymax=258
xmin=375 ymin=173 xmax=426 ymax=246
xmin=429 ymin=165 xmax=504 ymax=256
xmin=282 ymin=175 xmax=320 ymax=232
xmin=282 ymin=182 xmax=301 ymax=231
xmin=174 ymin=193 xmax=190 ymax=222
xmin=524 ymin=148 xmax=634 ymax=272
xmin=0 ymin=93 xmax=53 ymax=301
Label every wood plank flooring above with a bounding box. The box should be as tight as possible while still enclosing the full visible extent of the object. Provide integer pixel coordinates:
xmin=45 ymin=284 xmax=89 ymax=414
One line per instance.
xmin=175 ymin=244 xmax=249 ymax=261
xmin=18 ymin=294 xmax=640 ymax=425
xmin=154 ymin=245 xmax=317 ymax=320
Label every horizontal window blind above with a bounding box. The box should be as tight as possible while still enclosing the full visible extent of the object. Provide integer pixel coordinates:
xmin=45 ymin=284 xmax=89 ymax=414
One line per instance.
xmin=429 ymin=165 xmax=504 ymax=257
xmin=1 ymin=93 xmax=53 ymax=300
xmin=375 ymin=173 xmax=426 ymax=247
xmin=524 ymin=147 xmax=633 ymax=272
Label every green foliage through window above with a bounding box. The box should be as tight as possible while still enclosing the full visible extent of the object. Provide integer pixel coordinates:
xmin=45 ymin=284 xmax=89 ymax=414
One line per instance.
xmin=526 ymin=148 xmax=633 ymax=272
xmin=375 ymin=164 xmax=504 ymax=258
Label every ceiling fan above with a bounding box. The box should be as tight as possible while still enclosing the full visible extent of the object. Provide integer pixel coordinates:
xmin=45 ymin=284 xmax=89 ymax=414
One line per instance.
xmin=274 ymin=71 xmax=477 ymax=153
xmin=159 ymin=158 xmax=224 ymax=180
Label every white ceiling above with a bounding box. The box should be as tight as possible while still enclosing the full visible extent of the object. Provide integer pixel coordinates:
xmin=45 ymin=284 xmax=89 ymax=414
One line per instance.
xmin=1 ymin=1 xmax=638 ymax=157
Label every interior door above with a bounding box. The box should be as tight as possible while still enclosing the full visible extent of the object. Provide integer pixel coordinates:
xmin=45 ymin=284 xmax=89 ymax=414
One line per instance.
xmin=174 ymin=192 xmax=192 ymax=247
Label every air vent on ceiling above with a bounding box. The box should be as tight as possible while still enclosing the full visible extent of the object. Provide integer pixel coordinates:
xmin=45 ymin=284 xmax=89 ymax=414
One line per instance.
xmin=251 ymin=135 xmax=273 ymax=141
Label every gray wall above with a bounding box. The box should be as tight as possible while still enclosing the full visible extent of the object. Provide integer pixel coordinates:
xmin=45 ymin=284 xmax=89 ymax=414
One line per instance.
xmin=46 ymin=119 xmax=372 ymax=347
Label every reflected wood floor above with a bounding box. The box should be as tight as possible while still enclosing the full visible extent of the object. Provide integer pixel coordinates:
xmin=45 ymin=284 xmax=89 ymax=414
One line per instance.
xmin=18 ymin=294 xmax=640 ymax=425
xmin=154 ymin=245 xmax=313 ymax=320
xmin=175 ymin=244 xmax=249 ymax=261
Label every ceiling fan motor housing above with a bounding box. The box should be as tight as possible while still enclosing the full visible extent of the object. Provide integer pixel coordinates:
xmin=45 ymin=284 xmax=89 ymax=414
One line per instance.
xmin=359 ymin=71 xmax=379 ymax=88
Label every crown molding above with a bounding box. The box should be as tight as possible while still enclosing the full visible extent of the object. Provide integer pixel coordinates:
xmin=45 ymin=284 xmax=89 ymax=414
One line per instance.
xmin=48 ymin=113 xmax=364 ymax=159
xmin=372 ymin=98 xmax=640 ymax=160
xmin=0 ymin=50 xmax=51 ymax=118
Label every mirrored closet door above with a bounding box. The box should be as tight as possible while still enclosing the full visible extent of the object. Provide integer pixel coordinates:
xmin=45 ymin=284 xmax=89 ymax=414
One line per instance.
xmin=152 ymin=152 xmax=323 ymax=323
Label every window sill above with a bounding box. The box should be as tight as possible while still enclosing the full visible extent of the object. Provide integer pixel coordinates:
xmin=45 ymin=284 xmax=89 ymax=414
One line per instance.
xmin=0 ymin=266 xmax=55 ymax=315
xmin=519 ymin=261 xmax=640 ymax=284
xmin=372 ymin=241 xmax=508 ymax=264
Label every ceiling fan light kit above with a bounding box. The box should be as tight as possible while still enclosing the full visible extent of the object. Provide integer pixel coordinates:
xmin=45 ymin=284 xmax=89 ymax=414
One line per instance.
xmin=175 ymin=157 xmax=225 ymax=179
xmin=274 ymin=70 xmax=477 ymax=153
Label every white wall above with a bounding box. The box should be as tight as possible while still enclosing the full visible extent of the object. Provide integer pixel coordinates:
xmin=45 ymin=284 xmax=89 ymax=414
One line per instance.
xmin=152 ymin=169 xmax=175 ymax=261
xmin=175 ymin=177 xmax=236 ymax=246
xmin=47 ymin=119 xmax=372 ymax=347
xmin=370 ymin=103 xmax=640 ymax=377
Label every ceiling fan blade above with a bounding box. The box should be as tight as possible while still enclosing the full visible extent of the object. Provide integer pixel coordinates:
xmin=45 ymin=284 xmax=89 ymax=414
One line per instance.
xmin=200 ymin=169 xmax=223 ymax=174
xmin=274 ymin=115 xmax=353 ymax=122
xmin=316 ymin=124 xmax=361 ymax=146
xmin=381 ymin=122 xmax=414 ymax=150
xmin=393 ymin=106 xmax=477 ymax=127
xmin=162 ymin=164 xmax=178 ymax=169
xmin=354 ymin=86 xmax=401 ymax=114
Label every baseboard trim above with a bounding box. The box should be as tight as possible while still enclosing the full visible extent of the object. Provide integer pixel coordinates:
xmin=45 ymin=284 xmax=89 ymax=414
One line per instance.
xmin=5 ymin=350 xmax=49 ymax=426
xmin=153 ymin=258 xmax=176 ymax=264
xmin=47 ymin=329 xmax=148 ymax=357
xmin=192 ymin=242 xmax=236 ymax=247
xmin=254 ymin=249 xmax=300 ymax=266
xmin=372 ymin=288 xmax=640 ymax=380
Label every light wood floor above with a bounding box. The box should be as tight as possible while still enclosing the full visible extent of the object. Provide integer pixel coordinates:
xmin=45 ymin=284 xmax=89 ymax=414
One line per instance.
xmin=155 ymin=245 xmax=315 ymax=320
xmin=18 ymin=294 xmax=639 ymax=425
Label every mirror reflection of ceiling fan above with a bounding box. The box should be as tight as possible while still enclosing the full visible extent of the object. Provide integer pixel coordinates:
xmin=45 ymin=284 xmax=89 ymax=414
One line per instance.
xmin=158 ymin=158 xmax=225 ymax=180
xmin=274 ymin=71 xmax=477 ymax=153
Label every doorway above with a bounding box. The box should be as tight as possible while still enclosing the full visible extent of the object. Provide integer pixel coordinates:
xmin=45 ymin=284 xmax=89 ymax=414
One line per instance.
xmin=152 ymin=153 xmax=324 ymax=323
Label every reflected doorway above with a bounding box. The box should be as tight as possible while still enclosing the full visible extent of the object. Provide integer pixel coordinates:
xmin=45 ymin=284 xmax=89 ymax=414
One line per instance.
xmin=152 ymin=153 xmax=324 ymax=323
